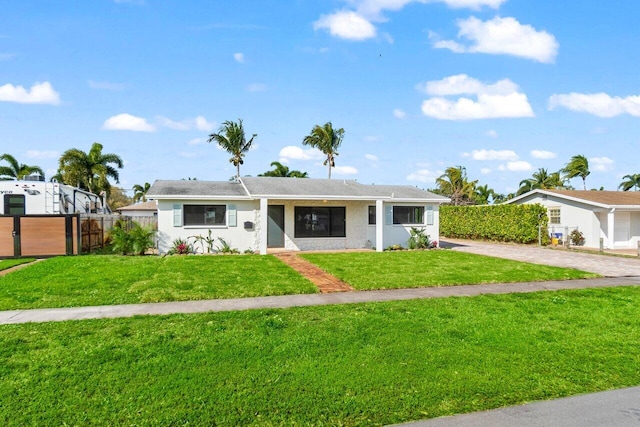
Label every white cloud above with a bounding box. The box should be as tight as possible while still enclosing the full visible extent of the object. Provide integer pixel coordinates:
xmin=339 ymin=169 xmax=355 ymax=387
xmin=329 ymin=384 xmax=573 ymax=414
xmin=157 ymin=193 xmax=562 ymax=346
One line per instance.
xmin=0 ymin=81 xmax=60 ymax=105
xmin=188 ymin=138 xmax=206 ymax=145
xmin=365 ymin=154 xmax=378 ymax=161
xmin=498 ymin=161 xmax=532 ymax=172
xmin=590 ymin=157 xmax=614 ymax=172
xmin=419 ymin=74 xmax=534 ymax=120
xmin=432 ymin=16 xmax=558 ymax=63
xmin=88 ymin=80 xmax=126 ymax=91
xmin=530 ymin=150 xmax=556 ymax=159
xmin=102 ymin=113 xmax=155 ymax=132
xmin=233 ymin=52 xmax=245 ymax=63
xmin=333 ymin=165 xmax=358 ymax=175
xmin=486 ymin=129 xmax=498 ymax=138
xmin=279 ymin=146 xmax=324 ymax=163
xmin=464 ymin=149 xmax=518 ymax=161
xmin=393 ymin=108 xmax=406 ymax=118
xmin=246 ymin=83 xmax=268 ymax=92
xmin=417 ymin=74 xmax=519 ymax=96
xmin=313 ymin=10 xmax=376 ymax=41
xmin=480 ymin=168 xmax=492 ymax=174
xmin=26 ymin=150 xmax=58 ymax=159
xmin=354 ymin=0 xmax=505 ymax=18
xmin=406 ymin=169 xmax=441 ymax=183
xmin=548 ymin=92 xmax=640 ymax=118
xmin=155 ymin=115 xmax=215 ymax=131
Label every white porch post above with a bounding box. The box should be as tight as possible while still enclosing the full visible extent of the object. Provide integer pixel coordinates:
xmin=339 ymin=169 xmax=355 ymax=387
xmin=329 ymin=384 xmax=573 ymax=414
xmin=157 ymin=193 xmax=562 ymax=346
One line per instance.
xmin=259 ymin=198 xmax=268 ymax=255
xmin=376 ymin=199 xmax=384 ymax=252
xmin=607 ymin=209 xmax=615 ymax=249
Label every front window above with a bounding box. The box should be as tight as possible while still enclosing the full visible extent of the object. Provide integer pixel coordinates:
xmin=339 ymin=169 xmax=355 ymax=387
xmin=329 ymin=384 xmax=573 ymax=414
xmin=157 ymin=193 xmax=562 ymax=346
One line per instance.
xmin=184 ymin=205 xmax=226 ymax=226
xmin=548 ymin=207 xmax=561 ymax=225
xmin=295 ymin=207 xmax=346 ymax=238
xmin=393 ymin=206 xmax=424 ymax=225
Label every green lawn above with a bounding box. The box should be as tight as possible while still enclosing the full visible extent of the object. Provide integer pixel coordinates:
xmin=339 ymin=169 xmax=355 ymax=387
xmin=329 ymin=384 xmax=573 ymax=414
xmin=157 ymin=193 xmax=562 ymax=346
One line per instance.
xmin=0 ymin=258 xmax=35 ymax=272
xmin=1 ymin=286 xmax=640 ymax=426
xmin=301 ymin=251 xmax=599 ymax=290
xmin=0 ymin=255 xmax=317 ymax=310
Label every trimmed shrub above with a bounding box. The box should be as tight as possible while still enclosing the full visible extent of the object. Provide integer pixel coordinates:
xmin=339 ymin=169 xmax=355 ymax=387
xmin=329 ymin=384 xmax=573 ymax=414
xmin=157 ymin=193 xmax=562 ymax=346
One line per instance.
xmin=440 ymin=204 xmax=549 ymax=244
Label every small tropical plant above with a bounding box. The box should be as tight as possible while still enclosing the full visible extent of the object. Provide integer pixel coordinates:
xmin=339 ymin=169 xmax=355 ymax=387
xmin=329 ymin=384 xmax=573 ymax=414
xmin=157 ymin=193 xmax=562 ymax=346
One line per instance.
xmin=216 ymin=237 xmax=239 ymax=254
xmin=190 ymin=230 xmax=217 ymax=254
xmin=569 ymin=229 xmax=585 ymax=246
xmin=407 ymin=227 xmax=432 ymax=250
xmin=168 ymin=238 xmax=193 ymax=255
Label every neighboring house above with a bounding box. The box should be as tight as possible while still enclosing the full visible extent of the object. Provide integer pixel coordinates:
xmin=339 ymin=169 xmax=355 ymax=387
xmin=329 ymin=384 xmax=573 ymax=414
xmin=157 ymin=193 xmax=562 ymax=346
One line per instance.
xmin=147 ymin=177 xmax=449 ymax=254
xmin=506 ymin=189 xmax=640 ymax=249
xmin=116 ymin=200 xmax=158 ymax=218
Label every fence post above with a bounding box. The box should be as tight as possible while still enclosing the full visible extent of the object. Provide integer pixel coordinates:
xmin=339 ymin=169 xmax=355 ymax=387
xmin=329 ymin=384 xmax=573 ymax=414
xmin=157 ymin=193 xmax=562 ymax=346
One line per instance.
xmin=599 ymin=238 xmax=604 ymax=253
xmin=564 ymin=226 xmax=570 ymax=248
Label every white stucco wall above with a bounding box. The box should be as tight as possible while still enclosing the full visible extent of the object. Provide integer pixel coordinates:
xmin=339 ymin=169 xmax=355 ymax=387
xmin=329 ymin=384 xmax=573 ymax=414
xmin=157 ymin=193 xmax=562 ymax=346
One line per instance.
xmin=156 ymin=199 xmax=259 ymax=253
xmin=366 ymin=202 xmax=441 ymax=249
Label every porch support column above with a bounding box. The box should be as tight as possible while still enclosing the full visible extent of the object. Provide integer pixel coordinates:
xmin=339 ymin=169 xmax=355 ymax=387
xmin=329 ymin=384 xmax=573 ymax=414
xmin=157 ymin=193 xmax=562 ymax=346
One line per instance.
xmin=259 ymin=198 xmax=268 ymax=255
xmin=607 ymin=209 xmax=615 ymax=249
xmin=376 ymin=199 xmax=384 ymax=252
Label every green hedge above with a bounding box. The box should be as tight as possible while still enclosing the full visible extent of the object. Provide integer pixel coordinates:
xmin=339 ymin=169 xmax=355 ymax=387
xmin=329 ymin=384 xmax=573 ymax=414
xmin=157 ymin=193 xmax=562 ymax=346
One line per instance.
xmin=440 ymin=204 xmax=549 ymax=244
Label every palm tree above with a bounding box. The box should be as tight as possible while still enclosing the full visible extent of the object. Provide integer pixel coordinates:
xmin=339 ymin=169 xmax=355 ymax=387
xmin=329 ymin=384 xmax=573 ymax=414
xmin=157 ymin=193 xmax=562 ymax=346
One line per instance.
xmin=302 ymin=121 xmax=345 ymax=179
xmin=517 ymin=168 xmax=568 ymax=195
xmin=435 ymin=166 xmax=477 ymax=205
xmin=132 ymin=182 xmax=151 ymax=203
xmin=58 ymin=142 xmax=123 ymax=194
xmin=207 ymin=119 xmax=256 ymax=180
xmin=473 ymin=184 xmax=495 ymax=205
xmin=258 ymin=161 xmax=308 ymax=178
xmin=562 ymin=155 xmax=590 ymax=190
xmin=0 ymin=154 xmax=45 ymax=180
xmin=619 ymin=173 xmax=640 ymax=191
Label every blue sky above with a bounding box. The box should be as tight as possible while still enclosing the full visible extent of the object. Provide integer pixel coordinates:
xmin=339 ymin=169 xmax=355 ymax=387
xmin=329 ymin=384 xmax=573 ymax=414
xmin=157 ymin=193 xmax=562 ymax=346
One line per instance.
xmin=1 ymin=0 xmax=639 ymax=196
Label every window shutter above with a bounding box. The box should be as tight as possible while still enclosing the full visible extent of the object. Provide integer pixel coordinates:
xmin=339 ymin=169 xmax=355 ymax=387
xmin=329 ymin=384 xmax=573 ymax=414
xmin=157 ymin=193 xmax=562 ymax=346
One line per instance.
xmin=385 ymin=205 xmax=393 ymax=225
xmin=228 ymin=204 xmax=237 ymax=227
xmin=426 ymin=206 xmax=434 ymax=225
xmin=173 ymin=204 xmax=182 ymax=227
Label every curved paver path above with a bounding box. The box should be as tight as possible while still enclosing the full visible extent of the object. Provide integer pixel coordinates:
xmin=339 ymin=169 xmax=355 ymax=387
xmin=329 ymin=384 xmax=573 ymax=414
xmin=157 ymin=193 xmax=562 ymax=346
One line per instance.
xmin=442 ymin=239 xmax=640 ymax=277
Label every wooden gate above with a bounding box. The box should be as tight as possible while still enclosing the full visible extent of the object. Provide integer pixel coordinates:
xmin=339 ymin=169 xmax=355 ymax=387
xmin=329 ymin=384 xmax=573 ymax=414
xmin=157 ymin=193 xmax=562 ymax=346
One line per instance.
xmin=0 ymin=214 xmax=80 ymax=259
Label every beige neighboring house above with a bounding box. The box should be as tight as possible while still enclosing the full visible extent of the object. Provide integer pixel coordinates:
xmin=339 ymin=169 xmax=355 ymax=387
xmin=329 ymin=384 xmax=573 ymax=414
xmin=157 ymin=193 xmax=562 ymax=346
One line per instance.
xmin=116 ymin=200 xmax=158 ymax=218
xmin=147 ymin=177 xmax=449 ymax=255
xmin=506 ymin=189 xmax=640 ymax=249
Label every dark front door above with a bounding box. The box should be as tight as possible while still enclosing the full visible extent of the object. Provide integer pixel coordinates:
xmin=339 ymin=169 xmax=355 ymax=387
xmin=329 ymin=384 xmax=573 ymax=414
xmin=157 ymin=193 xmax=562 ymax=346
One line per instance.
xmin=267 ymin=205 xmax=285 ymax=248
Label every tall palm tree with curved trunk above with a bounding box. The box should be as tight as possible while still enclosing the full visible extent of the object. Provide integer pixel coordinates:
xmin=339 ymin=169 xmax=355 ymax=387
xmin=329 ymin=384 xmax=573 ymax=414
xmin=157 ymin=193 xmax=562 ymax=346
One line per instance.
xmin=562 ymin=155 xmax=590 ymax=190
xmin=0 ymin=154 xmax=45 ymax=180
xmin=58 ymin=142 xmax=123 ymax=195
xmin=258 ymin=161 xmax=308 ymax=178
xmin=436 ymin=166 xmax=477 ymax=205
xmin=302 ymin=121 xmax=344 ymax=179
xmin=619 ymin=173 xmax=640 ymax=191
xmin=207 ymin=119 xmax=256 ymax=180
xmin=133 ymin=182 xmax=151 ymax=203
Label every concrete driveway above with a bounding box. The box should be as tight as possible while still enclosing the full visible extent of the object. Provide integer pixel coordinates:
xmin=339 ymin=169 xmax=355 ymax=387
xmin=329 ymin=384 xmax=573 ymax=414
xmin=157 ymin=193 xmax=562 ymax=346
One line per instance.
xmin=442 ymin=239 xmax=640 ymax=277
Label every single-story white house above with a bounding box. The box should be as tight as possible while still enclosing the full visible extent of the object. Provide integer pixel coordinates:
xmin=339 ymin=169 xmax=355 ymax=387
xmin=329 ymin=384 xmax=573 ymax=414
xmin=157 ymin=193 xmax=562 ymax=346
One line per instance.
xmin=506 ymin=189 xmax=640 ymax=249
xmin=147 ymin=177 xmax=449 ymax=254
xmin=116 ymin=200 xmax=158 ymax=217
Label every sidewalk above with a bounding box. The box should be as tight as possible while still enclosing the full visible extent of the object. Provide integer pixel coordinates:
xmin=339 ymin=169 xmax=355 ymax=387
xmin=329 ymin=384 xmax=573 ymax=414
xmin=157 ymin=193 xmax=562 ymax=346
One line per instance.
xmin=1 ymin=276 xmax=638 ymax=325
xmin=394 ymin=386 xmax=640 ymax=427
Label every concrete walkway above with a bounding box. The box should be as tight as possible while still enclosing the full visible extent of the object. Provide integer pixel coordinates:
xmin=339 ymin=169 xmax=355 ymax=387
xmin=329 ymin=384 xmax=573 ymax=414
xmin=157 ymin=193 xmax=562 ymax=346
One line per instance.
xmin=395 ymin=386 xmax=640 ymax=427
xmin=443 ymin=239 xmax=640 ymax=277
xmin=1 ymin=275 xmax=638 ymax=325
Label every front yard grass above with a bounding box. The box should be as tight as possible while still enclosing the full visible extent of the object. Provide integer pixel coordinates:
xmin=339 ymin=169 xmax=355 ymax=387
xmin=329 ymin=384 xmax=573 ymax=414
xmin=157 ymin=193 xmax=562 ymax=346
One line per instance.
xmin=301 ymin=250 xmax=599 ymax=290
xmin=1 ymin=286 xmax=640 ymax=426
xmin=0 ymin=255 xmax=317 ymax=310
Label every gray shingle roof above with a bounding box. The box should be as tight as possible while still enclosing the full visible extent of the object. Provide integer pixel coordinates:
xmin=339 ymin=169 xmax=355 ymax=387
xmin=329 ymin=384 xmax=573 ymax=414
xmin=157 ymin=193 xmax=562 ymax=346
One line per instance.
xmin=147 ymin=177 xmax=449 ymax=202
xmin=147 ymin=180 xmax=249 ymax=199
